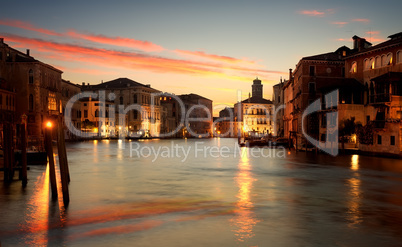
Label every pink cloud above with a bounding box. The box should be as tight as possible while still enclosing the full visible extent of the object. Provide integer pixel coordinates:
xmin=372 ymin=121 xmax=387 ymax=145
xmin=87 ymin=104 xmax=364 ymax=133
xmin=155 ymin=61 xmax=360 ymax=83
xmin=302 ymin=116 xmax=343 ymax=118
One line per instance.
xmin=174 ymin=49 xmax=256 ymax=66
xmin=352 ymin=18 xmax=370 ymax=23
xmin=299 ymin=10 xmax=325 ymax=17
xmin=3 ymin=34 xmax=284 ymax=81
xmin=366 ymin=31 xmax=379 ymax=35
xmin=66 ymin=30 xmax=164 ymax=52
xmin=331 ymin=22 xmax=348 ymax=27
xmin=0 ymin=19 xmax=61 ymax=36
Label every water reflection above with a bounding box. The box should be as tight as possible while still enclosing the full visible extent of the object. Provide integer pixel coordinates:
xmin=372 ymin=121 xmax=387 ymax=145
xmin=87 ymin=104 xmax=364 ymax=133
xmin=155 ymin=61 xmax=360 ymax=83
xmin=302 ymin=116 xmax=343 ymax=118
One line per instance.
xmin=231 ymin=148 xmax=259 ymax=242
xmin=22 ymin=165 xmax=50 ymax=246
xmin=347 ymin=155 xmax=362 ymax=227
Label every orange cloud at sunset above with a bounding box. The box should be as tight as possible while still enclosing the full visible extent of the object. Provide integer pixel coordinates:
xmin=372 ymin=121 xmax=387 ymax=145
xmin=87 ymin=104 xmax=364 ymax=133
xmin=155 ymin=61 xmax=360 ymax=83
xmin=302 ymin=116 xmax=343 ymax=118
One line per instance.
xmin=352 ymin=18 xmax=370 ymax=23
xmin=299 ymin=10 xmax=325 ymax=17
xmin=0 ymin=19 xmax=62 ymax=36
xmin=2 ymin=34 xmax=283 ymax=82
xmin=332 ymin=22 xmax=348 ymax=27
xmin=66 ymin=30 xmax=165 ymax=52
xmin=174 ymin=50 xmax=256 ymax=66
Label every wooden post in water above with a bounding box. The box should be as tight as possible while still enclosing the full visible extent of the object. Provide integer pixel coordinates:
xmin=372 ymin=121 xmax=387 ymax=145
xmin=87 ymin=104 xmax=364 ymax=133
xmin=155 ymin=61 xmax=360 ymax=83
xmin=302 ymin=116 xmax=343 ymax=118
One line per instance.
xmin=44 ymin=123 xmax=58 ymax=200
xmin=20 ymin=124 xmax=28 ymax=186
xmin=56 ymin=117 xmax=69 ymax=205
xmin=3 ymin=123 xmax=10 ymax=182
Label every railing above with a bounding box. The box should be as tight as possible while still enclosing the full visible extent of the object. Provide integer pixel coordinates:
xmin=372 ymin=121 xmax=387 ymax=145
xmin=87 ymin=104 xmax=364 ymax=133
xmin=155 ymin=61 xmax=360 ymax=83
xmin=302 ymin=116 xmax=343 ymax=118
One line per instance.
xmin=370 ymin=93 xmax=390 ymax=104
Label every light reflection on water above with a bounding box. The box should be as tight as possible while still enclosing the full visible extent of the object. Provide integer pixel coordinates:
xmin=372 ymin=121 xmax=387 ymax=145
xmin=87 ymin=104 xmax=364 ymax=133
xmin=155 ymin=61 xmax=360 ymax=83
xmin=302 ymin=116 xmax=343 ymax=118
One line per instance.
xmin=231 ymin=148 xmax=259 ymax=242
xmin=1 ymin=139 xmax=402 ymax=246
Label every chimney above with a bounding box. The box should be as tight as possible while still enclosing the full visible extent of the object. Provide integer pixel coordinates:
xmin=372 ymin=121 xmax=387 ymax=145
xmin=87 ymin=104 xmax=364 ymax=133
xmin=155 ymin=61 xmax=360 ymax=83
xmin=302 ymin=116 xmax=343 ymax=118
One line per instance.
xmin=82 ymin=82 xmax=85 ymax=86
xmin=289 ymin=68 xmax=293 ymax=80
xmin=0 ymin=38 xmax=3 ymax=43
xmin=26 ymin=49 xmax=30 ymax=56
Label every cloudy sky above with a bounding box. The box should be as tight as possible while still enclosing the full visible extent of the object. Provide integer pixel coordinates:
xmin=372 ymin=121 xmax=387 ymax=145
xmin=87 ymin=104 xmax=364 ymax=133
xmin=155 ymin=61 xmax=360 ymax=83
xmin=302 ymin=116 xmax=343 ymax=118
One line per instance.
xmin=1 ymin=0 xmax=401 ymax=115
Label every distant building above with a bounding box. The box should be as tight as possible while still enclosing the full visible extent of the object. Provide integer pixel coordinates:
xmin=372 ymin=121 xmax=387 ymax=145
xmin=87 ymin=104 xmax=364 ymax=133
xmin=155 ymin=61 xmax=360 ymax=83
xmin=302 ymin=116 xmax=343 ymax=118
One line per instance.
xmin=0 ymin=38 xmax=63 ymax=146
xmin=178 ymin=94 xmax=213 ymax=137
xmin=61 ymin=79 xmax=82 ymax=140
xmin=234 ymin=78 xmax=274 ymax=137
xmin=80 ymin=97 xmax=116 ymax=137
xmin=82 ymin=78 xmax=163 ymax=137
xmin=215 ymin=107 xmax=235 ymax=137
xmin=272 ymin=79 xmax=285 ymax=137
xmin=160 ymin=95 xmax=180 ymax=136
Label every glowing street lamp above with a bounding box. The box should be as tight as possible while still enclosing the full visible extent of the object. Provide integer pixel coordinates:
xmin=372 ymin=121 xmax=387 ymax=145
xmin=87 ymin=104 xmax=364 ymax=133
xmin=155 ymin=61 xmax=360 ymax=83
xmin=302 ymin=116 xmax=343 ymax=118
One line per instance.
xmin=46 ymin=121 xmax=52 ymax=128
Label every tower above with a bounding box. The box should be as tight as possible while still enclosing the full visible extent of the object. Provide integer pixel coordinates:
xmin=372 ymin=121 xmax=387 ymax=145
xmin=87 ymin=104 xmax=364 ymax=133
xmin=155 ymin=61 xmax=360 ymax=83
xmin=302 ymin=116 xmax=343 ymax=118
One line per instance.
xmin=252 ymin=77 xmax=263 ymax=98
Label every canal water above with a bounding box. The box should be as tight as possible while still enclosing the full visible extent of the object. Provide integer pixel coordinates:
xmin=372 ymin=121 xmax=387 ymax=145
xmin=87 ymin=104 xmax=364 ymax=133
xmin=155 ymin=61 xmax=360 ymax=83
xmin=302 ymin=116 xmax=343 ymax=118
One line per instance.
xmin=1 ymin=138 xmax=402 ymax=246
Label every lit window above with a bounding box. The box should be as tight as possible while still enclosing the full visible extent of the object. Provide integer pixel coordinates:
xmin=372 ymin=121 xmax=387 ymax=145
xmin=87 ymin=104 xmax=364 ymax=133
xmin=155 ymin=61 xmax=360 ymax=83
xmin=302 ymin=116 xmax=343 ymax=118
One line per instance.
xmin=48 ymin=92 xmax=57 ymax=111
xmin=385 ymin=53 xmax=393 ymax=65
xmin=350 ymin=62 xmax=357 ymax=73
xmin=370 ymin=57 xmax=375 ymax=69
xmin=381 ymin=54 xmax=387 ymax=67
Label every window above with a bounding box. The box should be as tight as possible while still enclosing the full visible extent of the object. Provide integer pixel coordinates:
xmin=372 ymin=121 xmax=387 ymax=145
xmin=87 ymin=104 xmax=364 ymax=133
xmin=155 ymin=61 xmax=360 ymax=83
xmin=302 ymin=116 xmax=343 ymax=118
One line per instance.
xmin=308 ymin=82 xmax=316 ymax=94
xmin=48 ymin=92 xmax=57 ymax=110
xmin=350 ymin=62 xmax=357 ymax=73
xmin=120 ymin=96 xmax=123 ymax=105
xmin=29 ymin=94 xmax=34 ymax=111
xmin=309 ymin=66 xmax=315 ymax=76
xmin=133 ymin=94 xmax=137 ymax=103
xmin=95 ymin=109 xmax=99 ymax=117
xmin=29 ymin=69 xmax=34 ymax=84
xmin=391 ymin=136 xmax=395 ymax=146
xmin=134 ymin=110 xmax=138 ymax=119
xmin=84 ymin=103 xmax=87 ymax=106
xmin=377 ymin=135 xmax=382 ymax=145
xmin=397 ymin=50 xmax=402 ymax=64
xmin=385 ymin=53 xmax=393 ymax=66
xmin=84 ymin=110 xmax=88 ymax=118
xmin=375 ymin=56 xmax=381 ymax=68
xmin=370 ymin=57 xmax=375 ymax=69
xmin=364 ymin=59 xmax=370 ymax=70
xmin=366 ymin=115 xmax=370 ymax=124
xmin=381 ymin=54 xmax=387 ymax=67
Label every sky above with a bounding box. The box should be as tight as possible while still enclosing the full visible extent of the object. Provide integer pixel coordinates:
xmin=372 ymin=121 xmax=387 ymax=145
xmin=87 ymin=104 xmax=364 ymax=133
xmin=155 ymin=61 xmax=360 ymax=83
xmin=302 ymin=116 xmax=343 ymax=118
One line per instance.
xmin=1 ymin=0 xmax=402 ymax=116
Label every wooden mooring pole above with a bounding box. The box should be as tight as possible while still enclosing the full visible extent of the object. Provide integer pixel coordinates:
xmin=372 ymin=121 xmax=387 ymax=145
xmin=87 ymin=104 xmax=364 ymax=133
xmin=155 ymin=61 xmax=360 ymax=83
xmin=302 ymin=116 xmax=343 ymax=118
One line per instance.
xmin=44 ymin=124 xmax=58 ymax=200
xmin=57 ymin=117 xmax=70 ymax=206
xmin=20 ymin=124 xmax=28 ymax=186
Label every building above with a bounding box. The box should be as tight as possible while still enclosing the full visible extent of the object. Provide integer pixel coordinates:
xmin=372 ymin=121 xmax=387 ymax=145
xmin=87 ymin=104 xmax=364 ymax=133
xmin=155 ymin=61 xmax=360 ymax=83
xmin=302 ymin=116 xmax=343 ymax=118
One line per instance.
xmin=160 ymin=94 xmax=180 ymax=136
xmin=272 ymin=79 xmax=285 ymax=137
xmin=61 ymin=79 xmax=82 ymax=140
xmin=82 ymin=78 xmax=163 ymax=137
xmin=178 ymin=94 xmax=213 ymax=138
xmin=0 ymin=38 xmax=63 ymax=147
xmin=80 ymin=97 xmax=116 ymax=137
xmin=215 ymin=107 xmax=235 ymax=137
xmin=344 ymin=32 xmax=402 ymax=155
xmin=234 ymin=78 xmax=274 ymax=137
xmin=283 ymin=46 xmax=352 ymax=145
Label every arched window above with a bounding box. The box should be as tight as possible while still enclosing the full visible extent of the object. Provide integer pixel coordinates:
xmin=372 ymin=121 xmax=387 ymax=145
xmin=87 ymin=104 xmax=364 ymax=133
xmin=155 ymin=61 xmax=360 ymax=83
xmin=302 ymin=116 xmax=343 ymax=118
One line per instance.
xmin=133 ymin=94 xmax=137 ymax=103
xmin=364 ymin=59 xmax=370 ymax=71
xmin=397 ymin=50 xmax=402 ymax=64
xmin=369 ymin=57 xmax=375 ymax=69
xmin=119 ymin=96 xmax=123 ymax=105
xmin=95 ymin=109 xmax=99 ymax=117
xmin=381 ymin=54 xmax=387 ymax=67
xmin=375 ymin=56 xmax=381 ymax=68
xmin=350 ymin=61 xmax=357 ymax=73
xmin=29 ymin=69 xmax=34 ymax=84
xmin=386 ymin=53 xmax=393 ymax=65
xmin=29 ymin=94 xmax=34 ymax=111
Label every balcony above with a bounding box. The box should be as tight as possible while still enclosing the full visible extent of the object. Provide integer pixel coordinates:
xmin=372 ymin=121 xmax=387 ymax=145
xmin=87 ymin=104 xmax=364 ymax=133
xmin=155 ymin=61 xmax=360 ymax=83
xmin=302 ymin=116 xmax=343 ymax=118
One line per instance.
xmin=369 ymin=93 xmax=390 ymax=104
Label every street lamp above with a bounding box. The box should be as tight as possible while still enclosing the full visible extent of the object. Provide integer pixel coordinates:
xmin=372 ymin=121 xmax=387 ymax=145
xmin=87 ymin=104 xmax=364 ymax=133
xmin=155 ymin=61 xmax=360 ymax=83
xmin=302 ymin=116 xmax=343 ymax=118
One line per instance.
xmin=46 ymin=121 xmax=53 ymax=128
